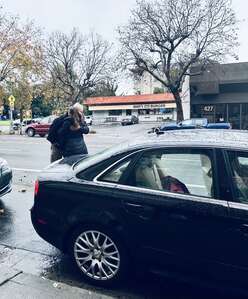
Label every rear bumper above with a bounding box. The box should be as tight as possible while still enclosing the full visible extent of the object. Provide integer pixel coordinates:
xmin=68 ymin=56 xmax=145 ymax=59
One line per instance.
xmin=31 ymin=207 xmax=65 ymax=251
xmin=0 ymin=183 xmax=12 ymax=197
xmin=0 ymin=169 xmax=12 ymax=198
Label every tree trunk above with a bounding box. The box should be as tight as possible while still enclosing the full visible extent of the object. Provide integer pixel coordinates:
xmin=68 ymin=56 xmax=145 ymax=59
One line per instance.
xmin=172 ymin=91 xmax=184 ymax=122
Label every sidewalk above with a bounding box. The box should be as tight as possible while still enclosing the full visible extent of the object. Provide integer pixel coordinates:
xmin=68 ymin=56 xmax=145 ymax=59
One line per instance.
xmin=0 ymin=266 xmax=114 ymax=299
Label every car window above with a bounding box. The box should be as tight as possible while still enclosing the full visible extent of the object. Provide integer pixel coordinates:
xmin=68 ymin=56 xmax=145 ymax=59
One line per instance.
xmin=181 ymin=120 xmax=192 ymax=126
xmin=126 ymin=149 xmax=214 ymax=198
xmin=40 ymin=117 xmax=49 ymax=124
xmin=227 ymin=151 xmax=248 ymax=203
xmin=99 ymin=159 xmax=131 ymax=183
xmin=73 ymin=141 xmax=140 ymax=173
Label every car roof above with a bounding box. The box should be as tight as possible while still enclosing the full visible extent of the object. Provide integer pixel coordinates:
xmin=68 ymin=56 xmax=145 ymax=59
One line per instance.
xmin=127 ymin=129 xmax=248 ymax=151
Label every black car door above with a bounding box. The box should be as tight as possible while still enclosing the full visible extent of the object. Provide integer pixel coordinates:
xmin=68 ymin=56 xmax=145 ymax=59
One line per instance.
xmin=222 ymin=149 xmax=248 ymax=285
xmin=98 ymin=147 xmax=231 ymax=277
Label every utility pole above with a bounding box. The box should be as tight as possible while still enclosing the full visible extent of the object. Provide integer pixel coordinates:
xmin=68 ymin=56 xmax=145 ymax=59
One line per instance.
xmin=8 ymin=95 xmax=15 ymax=134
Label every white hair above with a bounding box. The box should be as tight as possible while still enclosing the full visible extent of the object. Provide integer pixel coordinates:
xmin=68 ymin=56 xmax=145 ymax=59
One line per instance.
xmin=73 ymin=103 xmax=84 ymax=113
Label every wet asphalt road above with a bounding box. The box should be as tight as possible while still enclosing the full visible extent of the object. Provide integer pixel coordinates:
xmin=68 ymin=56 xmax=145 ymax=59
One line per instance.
xmin=0 ymin=124 xmax=237 ymax=298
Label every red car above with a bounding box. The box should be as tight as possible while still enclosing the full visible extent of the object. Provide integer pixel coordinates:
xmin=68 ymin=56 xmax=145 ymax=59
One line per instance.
xmin=25 ymin=116 xmax=57 ymax=137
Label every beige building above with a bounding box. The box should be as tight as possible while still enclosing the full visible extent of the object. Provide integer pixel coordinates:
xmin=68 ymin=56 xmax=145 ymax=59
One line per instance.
xmin=84 ymin=93 xmax=177 ymax=124
xmin=134 ymin=71 xmax=167 ymax=95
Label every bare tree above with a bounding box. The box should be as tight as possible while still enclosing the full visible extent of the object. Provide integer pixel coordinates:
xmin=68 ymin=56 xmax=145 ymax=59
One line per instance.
xmin=118 ymin=0 xmax=238 ymax=121
xmin=46 ymin=29 xmax=112 ymax=104
xmin=0 ymin=12 xmax=41 ymax=83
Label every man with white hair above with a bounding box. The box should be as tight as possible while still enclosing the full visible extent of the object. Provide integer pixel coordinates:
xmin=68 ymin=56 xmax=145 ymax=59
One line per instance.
xmin=47 ymin=102 xmax=89 ymax=162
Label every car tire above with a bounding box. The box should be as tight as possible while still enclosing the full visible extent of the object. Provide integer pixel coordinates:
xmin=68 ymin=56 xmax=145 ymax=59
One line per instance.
xmin=39 ymin=134 xmax=45 ymax=137
xmin=27 ymin=128 xmax=35 ymax=137
xmin=70 ymin=224 xmax=129 ymax=287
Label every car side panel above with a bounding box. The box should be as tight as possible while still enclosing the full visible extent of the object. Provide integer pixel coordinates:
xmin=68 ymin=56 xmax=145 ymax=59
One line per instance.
xmin=31 ymin=180 xmax=130 ymax=253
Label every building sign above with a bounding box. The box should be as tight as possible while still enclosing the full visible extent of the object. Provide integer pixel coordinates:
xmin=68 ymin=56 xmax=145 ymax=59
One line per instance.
xmin=133 ymin=103 xmax=167 ymax=109
xmin=202 ymin=105 xmax=214 ymax=113
xmin=89 ymin=103 xmax=176 ymax=111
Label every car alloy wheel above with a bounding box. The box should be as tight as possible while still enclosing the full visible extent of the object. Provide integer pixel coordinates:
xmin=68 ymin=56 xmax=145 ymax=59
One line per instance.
xmin=71 ymin=226 xmax=128 ymax=286
xmin=74 ymin=230 xmax=120 ymax=281
xmin=27 ymin=128 xmax=35 ymax=137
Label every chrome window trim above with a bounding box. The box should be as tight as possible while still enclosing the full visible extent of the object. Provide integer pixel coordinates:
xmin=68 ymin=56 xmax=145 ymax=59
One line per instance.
xmin=93 ymin=149 xmax=144 ymax=183
xmin=112 ymin=182 xmax=227 ymax=207
xmin=92 ymin=147 xmax=228 ymax=208
xmin=228 ymin=201 xmax=248 ymax=210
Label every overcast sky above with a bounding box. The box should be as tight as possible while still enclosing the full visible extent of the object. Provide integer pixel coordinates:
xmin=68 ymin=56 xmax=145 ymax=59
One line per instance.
xmin=2 ymin=0 xmax=248 ymax=93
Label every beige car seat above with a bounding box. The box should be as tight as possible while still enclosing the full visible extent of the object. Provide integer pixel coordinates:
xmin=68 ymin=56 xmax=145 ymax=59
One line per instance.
xmin=200 ymin=155 xmax=213 ymax=197
xmin=135 ymin=156 xmax=163 ymax=190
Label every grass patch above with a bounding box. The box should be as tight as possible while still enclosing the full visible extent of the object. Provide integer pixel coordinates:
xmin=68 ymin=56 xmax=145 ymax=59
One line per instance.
xmin=0 ymin=120 xmax=11 ymax=126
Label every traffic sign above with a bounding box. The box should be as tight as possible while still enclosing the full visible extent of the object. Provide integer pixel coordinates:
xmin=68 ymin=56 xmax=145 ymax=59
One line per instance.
xmin=9 ymin=102 xmax=14 ymax=110
xmin=8 ymin=95 xmax=15 ymax=103
xmin=8 ymin=95 xmax=15 ymax=110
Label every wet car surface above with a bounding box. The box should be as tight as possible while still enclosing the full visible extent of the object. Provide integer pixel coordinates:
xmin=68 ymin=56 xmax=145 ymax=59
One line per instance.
xmin=0 ymin=126 xmax=246 ymax=298
xmin=31 ymin=129 xmax=248 ymax=293
xmin=0 ymin=158 xmax=12 ymax=197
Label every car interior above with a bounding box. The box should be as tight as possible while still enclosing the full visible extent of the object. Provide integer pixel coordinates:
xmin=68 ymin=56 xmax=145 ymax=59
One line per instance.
xmin=135 ymin=153 xmax=213 ymax=197
xmin=230 ymin=155 xmax=248 ymax=202
xmin=100 ymin=151 xmax=214 ymax=198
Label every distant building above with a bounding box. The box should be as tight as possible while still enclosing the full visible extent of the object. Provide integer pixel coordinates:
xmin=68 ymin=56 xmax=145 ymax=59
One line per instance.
xmin=134 ymin=71 xmax=167 ymax=95
xmin=190 ymin=62 xmax=248 ymax=129
xmin=84 ymin=93 xmax=176 ymax=123
xmin=85 ymin=62 xmax=248 ymax=127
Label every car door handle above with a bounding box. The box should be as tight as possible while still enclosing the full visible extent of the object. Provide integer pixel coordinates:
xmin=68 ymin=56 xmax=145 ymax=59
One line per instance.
xmin=124 ymin=202 xmax=145 ymax=213
xmin=240 ymin=224 xmax=248 ymax=232
xmin=169 ymin=214 xmax=188 ymax=221
xmin=124 ymin=202 xmax=155 ymax=218
xmin=235 ymin=224 xmax=248 ymax=236
xmin=125 ymin=202 xmax=142 ymax=208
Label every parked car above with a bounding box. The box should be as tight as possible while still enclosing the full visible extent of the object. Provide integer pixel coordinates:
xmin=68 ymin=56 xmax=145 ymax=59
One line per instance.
xmin=180 ymin=118 xmax=231 ymax=129
xmin=31 ymin=129 xmax=248 ymax=292
xmin=121 ymin=115 xmax=139 ymax=126
xmin=149 ymin=118 xmax=231 ymax=133
xmin=13 ymin=119 xmax=39 ymax=131
xmin=85 ymin=116 xmax=92 ymax=126
xmin=0 ymin=158 xmax=12 ymax=198
xmin=25 ymin=116 xmax=57 ymax=137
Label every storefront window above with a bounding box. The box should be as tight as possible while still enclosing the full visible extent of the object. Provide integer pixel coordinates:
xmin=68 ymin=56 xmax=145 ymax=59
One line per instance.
xmin=215 ymin=104 xmax=227 ymax=122
xmin=192 ymin=104 xmax=228 ymax=123
xmin=126 ymin=110 xmax=132 ymax=116
xmin=241 ymin=104 xmax=248 ymax=130
xmin=109 ymin=110 xmax=122 ymax=116
xmin=228 ymin=104 xmax=241 ymax=129
xmin=138 ymin=108 xmax=173 ymax=115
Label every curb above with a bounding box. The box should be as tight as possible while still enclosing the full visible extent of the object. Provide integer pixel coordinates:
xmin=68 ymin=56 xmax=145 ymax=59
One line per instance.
xmin=0 ymin=267 xmax=115 ymax=299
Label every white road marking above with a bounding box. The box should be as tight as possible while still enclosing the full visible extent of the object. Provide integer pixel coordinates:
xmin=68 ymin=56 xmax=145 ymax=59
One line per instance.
xmin=12 ymin=168 xmax=41 ymax=173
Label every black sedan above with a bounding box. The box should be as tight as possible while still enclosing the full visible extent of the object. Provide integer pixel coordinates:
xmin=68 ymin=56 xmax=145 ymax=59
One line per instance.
xmin=31 ymin=129 xmax=248 ymax=291
xmin=0 ymin=158 xmax=12 ymax=197
xmin=121 ymin=115 xmax=139 ymax=126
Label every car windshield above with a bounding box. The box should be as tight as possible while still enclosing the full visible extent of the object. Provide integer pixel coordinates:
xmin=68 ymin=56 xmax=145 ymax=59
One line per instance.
xmin=73 ymin=142 xmax=131 ymax=173
xmin=40 ymin=117 xmax=49 ymax=124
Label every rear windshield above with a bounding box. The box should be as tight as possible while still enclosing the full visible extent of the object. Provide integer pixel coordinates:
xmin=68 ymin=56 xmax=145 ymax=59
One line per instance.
xmin=73 ymin=142 xmax=131 ymax=173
